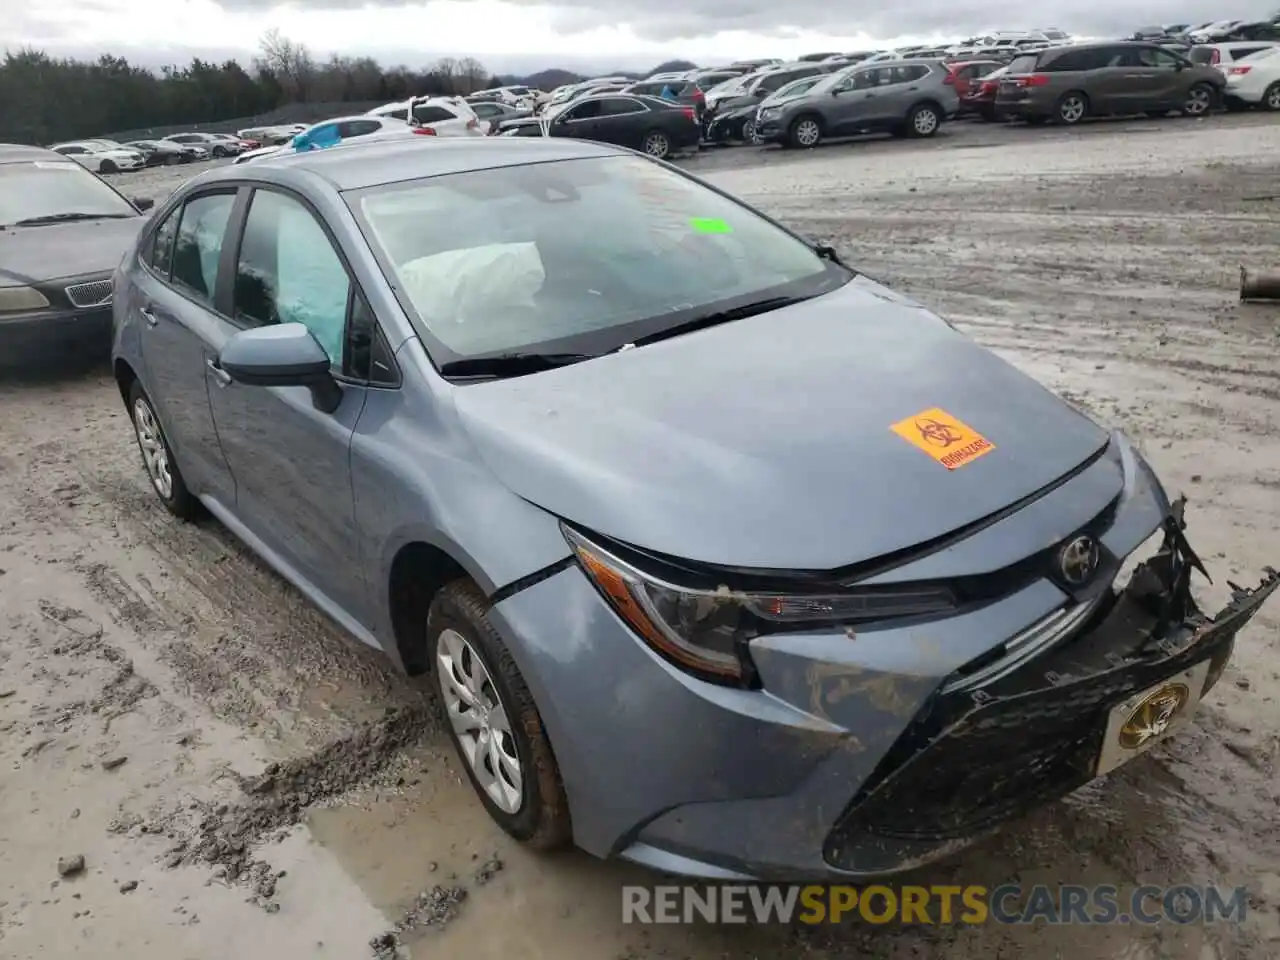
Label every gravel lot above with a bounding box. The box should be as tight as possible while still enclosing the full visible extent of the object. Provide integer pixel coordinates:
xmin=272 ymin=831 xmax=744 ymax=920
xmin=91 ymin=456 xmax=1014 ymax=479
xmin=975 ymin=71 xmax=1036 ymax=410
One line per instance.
xmin=2 ymin=113 xmax=1279 ymax=960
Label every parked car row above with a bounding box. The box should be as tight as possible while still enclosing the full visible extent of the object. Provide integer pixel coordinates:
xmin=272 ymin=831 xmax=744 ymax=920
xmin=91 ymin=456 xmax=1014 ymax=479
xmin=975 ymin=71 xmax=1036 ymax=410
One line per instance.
xmin=45 ymin=131 xmax=260 ymax=174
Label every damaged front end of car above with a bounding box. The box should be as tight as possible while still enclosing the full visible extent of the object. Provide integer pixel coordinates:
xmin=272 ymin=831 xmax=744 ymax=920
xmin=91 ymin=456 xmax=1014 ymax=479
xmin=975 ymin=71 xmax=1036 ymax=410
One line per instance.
xmin=824 ymin=496 xmax=1278 ymax=874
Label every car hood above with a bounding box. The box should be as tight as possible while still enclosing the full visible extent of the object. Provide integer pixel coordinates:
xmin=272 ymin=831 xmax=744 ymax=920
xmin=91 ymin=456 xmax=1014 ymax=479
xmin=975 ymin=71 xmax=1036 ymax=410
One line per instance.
xmin=0 ymin=217 xmax=143 ymax=284
xmin=452 ymin=277 xmax=1111 ymax=571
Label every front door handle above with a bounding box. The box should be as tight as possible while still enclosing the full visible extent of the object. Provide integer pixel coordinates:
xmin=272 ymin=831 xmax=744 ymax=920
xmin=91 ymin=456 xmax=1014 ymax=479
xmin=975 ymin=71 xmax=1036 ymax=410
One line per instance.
xmin=139 ymin=307 xmax=158 ymax=327
xmin=206 ymin=357 xmax=232 ymax=386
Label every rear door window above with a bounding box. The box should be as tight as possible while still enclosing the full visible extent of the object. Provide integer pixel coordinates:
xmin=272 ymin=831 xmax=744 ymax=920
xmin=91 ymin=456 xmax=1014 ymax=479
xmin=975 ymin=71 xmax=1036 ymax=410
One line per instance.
xmin=1229 ymin=45 xmax=1272 ymax=60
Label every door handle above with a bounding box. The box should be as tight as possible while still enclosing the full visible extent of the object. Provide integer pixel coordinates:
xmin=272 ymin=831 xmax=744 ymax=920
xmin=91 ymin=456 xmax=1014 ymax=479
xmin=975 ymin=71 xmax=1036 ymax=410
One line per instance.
xmin=139 ymin=307 xmax=158 ymax=327
xmin=206 ymin=357 xmax=232 ymax=386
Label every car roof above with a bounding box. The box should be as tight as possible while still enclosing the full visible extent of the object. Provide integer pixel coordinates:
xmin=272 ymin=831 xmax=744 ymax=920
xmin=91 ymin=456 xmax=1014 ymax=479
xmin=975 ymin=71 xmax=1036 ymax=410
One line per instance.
xmin=199 ymin=136 xmax=624 ymax=192
xmin=0 ymin=143 xmax=69 ymax=164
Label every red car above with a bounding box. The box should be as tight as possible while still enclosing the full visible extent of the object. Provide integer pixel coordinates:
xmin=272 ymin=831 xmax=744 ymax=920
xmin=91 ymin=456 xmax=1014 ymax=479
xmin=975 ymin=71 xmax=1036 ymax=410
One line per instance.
xmin=945 ymin=60 xmax=1007 ymax=117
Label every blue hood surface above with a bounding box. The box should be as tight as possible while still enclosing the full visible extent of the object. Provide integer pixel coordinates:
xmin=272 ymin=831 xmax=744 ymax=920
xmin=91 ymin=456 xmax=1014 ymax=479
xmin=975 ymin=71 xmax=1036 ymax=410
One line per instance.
xmin=453 ymin=277 xmax=1111 ymax=571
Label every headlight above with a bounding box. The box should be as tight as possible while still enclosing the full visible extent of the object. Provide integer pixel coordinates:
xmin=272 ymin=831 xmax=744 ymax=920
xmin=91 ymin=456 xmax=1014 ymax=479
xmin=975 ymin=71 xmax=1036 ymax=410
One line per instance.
xmin=563 ymin=525 xmax=956 ymax=686
xmin=0 ymin=286 xmax=50 ymax=313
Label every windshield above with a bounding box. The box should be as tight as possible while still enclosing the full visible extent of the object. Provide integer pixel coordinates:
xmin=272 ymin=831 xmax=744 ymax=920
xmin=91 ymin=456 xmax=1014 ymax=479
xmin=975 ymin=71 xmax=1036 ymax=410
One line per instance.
xmin=350 ymin=155 xmax=844 ymax=363
xmin=0 ymin=160 xmax=138 ymax=225
xmin=762 ymin=76 xmax=824 ymax=104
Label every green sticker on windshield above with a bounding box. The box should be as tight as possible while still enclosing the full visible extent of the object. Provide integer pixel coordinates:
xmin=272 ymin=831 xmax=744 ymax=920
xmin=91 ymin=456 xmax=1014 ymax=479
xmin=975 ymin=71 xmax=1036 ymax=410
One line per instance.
xmin=689 ymin=217 xmax=732 ymax=234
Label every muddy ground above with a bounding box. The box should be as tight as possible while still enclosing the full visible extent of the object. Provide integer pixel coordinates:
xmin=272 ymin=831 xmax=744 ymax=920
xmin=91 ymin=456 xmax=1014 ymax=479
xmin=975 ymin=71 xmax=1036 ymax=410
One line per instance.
xmin=2 ymin=114 xmax=1279 ymax=959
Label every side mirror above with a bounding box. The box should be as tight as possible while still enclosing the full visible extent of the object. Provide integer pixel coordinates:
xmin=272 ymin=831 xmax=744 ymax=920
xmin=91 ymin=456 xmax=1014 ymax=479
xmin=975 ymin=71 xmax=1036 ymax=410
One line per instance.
xmin=218 ymin=323 xmax=342 ymax=414
xmin=132 ymin=196 xmax=154 ymax=212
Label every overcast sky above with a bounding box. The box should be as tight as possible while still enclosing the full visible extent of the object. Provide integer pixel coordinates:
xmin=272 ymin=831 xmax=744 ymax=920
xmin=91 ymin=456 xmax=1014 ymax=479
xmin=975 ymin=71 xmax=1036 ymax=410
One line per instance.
xmin=7 ymin=0 xmax=1277 ymax=73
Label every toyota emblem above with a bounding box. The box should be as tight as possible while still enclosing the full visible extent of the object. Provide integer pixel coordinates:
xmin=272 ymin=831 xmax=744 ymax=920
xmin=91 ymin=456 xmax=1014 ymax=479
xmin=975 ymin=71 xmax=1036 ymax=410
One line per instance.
xmin=1058 ymin=535 xmax=1101 ymax=586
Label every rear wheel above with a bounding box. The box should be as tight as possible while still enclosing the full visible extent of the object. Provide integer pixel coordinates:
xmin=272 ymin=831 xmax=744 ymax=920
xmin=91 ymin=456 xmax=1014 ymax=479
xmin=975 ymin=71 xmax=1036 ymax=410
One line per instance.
xmin=1181 ymin=83 xmax=1214 ymax=117
xmin=788 ymin=115 xmax=822 ymax=149
xmin=1264 ymin=83 xmax=1280 ymax=112
xmin=99 ymin=159 xmax=117 ymax=174
xmin=906 ymin=103 xmax=941 ymax=137
xmin=642 ymin=130 xmax=671 ymax=159
xmin=1055 ymin=92 xmax=1088 ymax=125
xmin=428 ymin=581 xmax=571 ymax=850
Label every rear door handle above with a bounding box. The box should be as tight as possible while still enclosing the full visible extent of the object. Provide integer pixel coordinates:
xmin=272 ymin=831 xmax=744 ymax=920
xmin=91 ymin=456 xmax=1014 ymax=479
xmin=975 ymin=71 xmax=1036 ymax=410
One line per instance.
xmin=139 ymin=307 xmax=158 ymax=327
xmin=206 ymin=357 xmax=232 ymax=386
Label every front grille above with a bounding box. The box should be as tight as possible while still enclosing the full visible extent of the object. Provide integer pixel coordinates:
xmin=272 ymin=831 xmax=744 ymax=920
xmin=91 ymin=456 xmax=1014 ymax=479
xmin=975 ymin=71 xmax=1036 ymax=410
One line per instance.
xmin=823 ymin=604 xmax=1235 ymax=867
xmin=65 ymin=279 xmax=112 ymax=309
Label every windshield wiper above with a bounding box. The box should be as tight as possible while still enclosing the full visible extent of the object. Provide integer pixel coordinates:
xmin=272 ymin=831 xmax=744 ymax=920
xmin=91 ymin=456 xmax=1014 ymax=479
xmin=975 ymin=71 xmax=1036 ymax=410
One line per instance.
xmin=13 ymin=212 xmax=134 ymax=226
xmin=438 ymin=352 xmax=598 ymax=379
xmin=628 ymin=295 xmax=810 ymax=348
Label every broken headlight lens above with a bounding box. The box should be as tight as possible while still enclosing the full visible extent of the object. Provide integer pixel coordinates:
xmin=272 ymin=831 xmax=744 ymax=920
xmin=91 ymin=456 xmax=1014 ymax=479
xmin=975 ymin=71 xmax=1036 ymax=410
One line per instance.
xmin=563 ymin=525 xmax=956 ymax=686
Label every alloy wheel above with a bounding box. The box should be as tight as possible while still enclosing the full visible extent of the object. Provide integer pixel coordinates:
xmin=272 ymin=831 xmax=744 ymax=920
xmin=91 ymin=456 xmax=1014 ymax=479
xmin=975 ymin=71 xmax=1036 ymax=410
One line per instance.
xmin=132 ymin=398 xmax=173 ymax=500
xmin=436 ymin=627 xmax=523 ymax=814
xmin=1184 ymin=85 xmax=1211 ymax=116
xmin=743 ymin=119 xmax=761 ymax=144
xmin=913 ymin=108 xmax=939 ymax=136
xmin=795 ymin=119 xmax=820 ymax=147
xmin=1266 ymin=84 xmax=1280 ymax=111
xmin=643 ymin=132 xmax=670 ymax=158
xmin=1059 ymin=96 xmax=1086 ymax=124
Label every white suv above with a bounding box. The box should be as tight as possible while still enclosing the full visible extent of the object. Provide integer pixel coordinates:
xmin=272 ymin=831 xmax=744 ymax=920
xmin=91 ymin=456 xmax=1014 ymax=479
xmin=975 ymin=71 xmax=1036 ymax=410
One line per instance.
xmin=1189 ymin=40 xmax=1278 ymax=70
xmin=366 ymin=96 xmax=484 ymax=136
xmin=1222 ymin=46 xmax=1280 ymax=110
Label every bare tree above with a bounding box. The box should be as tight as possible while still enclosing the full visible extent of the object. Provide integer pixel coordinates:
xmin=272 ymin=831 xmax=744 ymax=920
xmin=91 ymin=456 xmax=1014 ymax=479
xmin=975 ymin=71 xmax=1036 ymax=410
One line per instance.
xmin=455 ymin=57 xmax=489 ymax=94
xmin=428 ymin=56 xmax=459 ymax=93
xmin=256 ymin=28 xmax=315 ymax=101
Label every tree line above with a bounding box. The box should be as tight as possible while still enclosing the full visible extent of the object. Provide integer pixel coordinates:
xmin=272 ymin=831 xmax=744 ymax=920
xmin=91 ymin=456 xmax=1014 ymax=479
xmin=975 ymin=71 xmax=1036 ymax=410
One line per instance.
xmin=0 ymin=29 xmax=515 ymax=146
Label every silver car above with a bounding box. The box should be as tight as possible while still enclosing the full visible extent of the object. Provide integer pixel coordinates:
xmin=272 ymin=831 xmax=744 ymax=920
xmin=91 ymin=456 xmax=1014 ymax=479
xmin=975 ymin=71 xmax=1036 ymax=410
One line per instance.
xmin=109 ymin=136 xmax=1276 ymax=881
xmin=756 ymin=59 xmax=960 ymax=148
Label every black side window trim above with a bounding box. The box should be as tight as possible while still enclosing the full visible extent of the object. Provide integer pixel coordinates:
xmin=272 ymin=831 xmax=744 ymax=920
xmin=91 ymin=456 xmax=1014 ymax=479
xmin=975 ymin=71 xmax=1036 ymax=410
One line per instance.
xmin=223 ymin=183 xmax=401 ymax=389
xmin=140 ymin=186 xmax=243 ymax=312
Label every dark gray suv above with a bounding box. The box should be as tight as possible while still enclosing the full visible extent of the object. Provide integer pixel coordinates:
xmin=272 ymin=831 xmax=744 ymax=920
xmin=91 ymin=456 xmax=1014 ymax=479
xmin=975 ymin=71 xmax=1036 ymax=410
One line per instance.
xmin=995 ymin=41 xmax=1224 ymax=124
xmin=755 ymin=60 xmax=960 ymax=148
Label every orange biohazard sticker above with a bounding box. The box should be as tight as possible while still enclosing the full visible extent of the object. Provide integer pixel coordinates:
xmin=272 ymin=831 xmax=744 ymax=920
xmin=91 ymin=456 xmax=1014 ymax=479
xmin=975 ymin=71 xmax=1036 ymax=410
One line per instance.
xmin=890 ymin=407 xmax=995 ymax=470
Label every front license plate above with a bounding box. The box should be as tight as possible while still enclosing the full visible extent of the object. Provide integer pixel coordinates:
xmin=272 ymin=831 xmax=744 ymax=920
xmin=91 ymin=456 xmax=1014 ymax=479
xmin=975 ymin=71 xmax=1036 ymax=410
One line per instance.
xmin=1095 ymin=660 xmax=1210 ymax=777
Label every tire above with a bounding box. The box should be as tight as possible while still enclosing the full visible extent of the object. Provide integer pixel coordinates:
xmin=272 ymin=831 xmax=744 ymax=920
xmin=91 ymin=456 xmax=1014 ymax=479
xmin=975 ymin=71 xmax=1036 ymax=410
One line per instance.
xmin=906 ymin=102 xmax=941 ymax=138
xmin=742 ymin=117 xmax=762 ymax=145
xmin=427 ymin=580 xmax=571 ymax=851
xmin=1054 ymin=92 xmax=1088 ymax=125
xmin=99 ymin=159 xmax=117 ymax=174
xmin=1264 ymin=82 xmax=1280 ymax=112
xmin=641 ymin=130 xmax=670 ymax=159
xmin=1181 ymin=83 xmax=1214 ymax=117
xmin=128 ymin=382 xmax=198 ymax=519
xmin=164 ymin=153 xmax=181 ymax=165
xmin=212 ymin=146 xmax=227 ymax=158
xmin=788 ymin=115 xmax=822 ymax=149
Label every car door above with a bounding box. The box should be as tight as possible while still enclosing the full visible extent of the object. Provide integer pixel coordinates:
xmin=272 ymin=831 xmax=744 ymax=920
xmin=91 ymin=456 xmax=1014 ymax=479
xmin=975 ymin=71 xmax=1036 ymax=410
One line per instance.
xmin=1120 ymin=45 xmax=1189 ymax=108
xmin=553 ymin=99 xmax=605 ymax=141
xmin=133 ymin=188 xmax=241 ymax=505
xmin=875 ymin=64 xmax=930 ymax=123
xmin=203 ymin=185 xmax=373 ymax=623
xmin=1080 ymin=45 xmax=1147 ymax=113
xmin=589 ymin=97 xmax=652 ymax=149
xmin=821 ymin=69 xmax=872 ymax=135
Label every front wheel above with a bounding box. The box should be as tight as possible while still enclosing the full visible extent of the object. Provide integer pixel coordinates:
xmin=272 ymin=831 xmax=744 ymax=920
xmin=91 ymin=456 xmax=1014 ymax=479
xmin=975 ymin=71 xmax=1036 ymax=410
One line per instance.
xmin=906 ymin=103 xmax=941 ymax=138
xmin=99 ymin=159 xmax=117 ymax=174
xmin=211 ymin=146 xmax=227 ymax=158
xmin=788 ymin=116 xmax=822 ymax=149
xmin=129 ymin=382 xmax=198 ymax=519
xmin=642 ymin=130 xmax=671 ymax=159
xmin=164 ymin=153 xmax=181 ymax=165
xmin=428 ymin=580 xmax=571 ymax=850
xmin=742 ymin=118 xmax=762 ymax=145
xmin=1182 ymin=83 xmax=1214 ymax=117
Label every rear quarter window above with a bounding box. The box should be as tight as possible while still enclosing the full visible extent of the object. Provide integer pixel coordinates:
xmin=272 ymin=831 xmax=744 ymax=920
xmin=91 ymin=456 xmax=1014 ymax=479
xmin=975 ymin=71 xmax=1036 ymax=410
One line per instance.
xmin=1188 ymin=46 xmax=1216 ymax=63
xmin=1007 ymin=54 xmax=1041 ymax=73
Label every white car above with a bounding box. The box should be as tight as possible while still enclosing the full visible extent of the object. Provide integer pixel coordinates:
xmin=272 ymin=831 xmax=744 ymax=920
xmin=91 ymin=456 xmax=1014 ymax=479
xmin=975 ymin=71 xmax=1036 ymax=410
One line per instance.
xmin=233 ymin=115 xmax=434 ymax=164
xmin=1189 ymin=40 xmax=1278 ymax=70
xmin=47 ymin=141 xmax=145 ymax=174
xmin=1223 ymin=46 xmax=1280 ymax=110
xmin=162 ymin=132 xmax=246 ymax=157
xmin=366 ymin=96 xmax=484 ymax=136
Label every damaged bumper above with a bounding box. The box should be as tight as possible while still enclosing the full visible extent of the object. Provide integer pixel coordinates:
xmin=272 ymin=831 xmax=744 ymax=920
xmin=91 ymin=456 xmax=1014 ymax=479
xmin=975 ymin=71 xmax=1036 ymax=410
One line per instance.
xmin=488 ymin=485 xmax=1276 ymax=882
